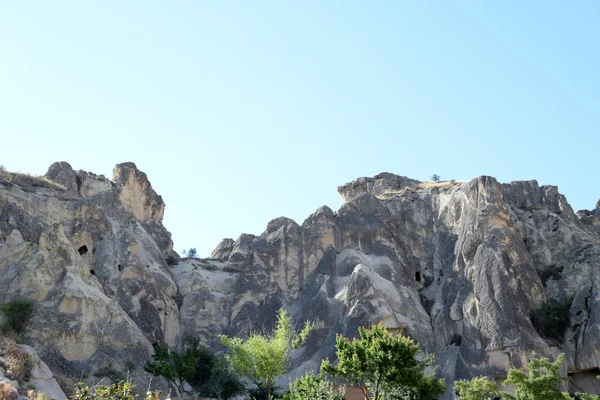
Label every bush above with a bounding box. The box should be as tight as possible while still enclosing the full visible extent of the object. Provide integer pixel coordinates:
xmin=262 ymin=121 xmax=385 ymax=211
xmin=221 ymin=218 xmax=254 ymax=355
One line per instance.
xmin=531 ymin=298 xmax=571 ymax=342
xmin=72 ymin=381 xmax=165 ymax=400
xmin=283 ymin=372 xmax=345 ymax=400
xmin=187 ymin=248 xmax=198 ymax=258
xmin=0 ymin=382 xmax=18 ymax=400
xmin=1 ymin=300 xmax=33 ymax=333
xmin=455 ymin=376 xmax=500 ymax=399
xmin=2 ymin=345 xmax=33 ymax=382
xmin=26 ymin=389 xmax=53 ymax=400
xmin=199 ymin=358 xmax=246 ymax=400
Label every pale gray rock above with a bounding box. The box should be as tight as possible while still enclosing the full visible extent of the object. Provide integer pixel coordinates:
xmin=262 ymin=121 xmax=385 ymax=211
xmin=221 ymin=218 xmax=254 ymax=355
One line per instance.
xmin=0 ymin=162 xmax=179 ymax=385
xmin=211 ymin=238 xmax=235 ymax=261
xmin=337 ymin=172 xmax=420 ymax=203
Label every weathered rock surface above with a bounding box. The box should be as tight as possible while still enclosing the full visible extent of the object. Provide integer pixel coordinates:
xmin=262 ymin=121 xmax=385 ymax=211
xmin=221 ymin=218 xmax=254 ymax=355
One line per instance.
xmin=0 ymin=162 xmax=177 ymax=394
xmin=1 ymin=165 xmax=599 ymax=398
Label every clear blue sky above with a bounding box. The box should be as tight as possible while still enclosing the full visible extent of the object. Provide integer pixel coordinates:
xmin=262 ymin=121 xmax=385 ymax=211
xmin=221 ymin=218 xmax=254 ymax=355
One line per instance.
xmin=1 ymin=2 xmax=599 ymax=256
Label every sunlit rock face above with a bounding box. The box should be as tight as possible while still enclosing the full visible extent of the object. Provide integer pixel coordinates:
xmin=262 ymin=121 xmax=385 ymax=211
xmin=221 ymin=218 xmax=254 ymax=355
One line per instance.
xmin=1 ymin=165 xmax=599 ymax=398
xmin=0 ymin=162 xmax=178 ymax=391
xmin=197 ymin=174 xmax=600 ymax=396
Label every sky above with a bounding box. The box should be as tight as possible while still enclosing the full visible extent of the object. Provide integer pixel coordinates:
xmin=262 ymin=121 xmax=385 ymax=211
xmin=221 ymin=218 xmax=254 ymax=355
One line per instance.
xmin=1 ymin=2 xmax=599 ymax=257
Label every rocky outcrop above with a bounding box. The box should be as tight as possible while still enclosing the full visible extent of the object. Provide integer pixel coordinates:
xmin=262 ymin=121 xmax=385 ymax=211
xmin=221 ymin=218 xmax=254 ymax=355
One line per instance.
xmin=1 ymin=165 xmax=599 ymax=398
xmin=0 ymin=162 xmax=177 ymax=393
xmin=189 ymin=174 xmax=600 ymax=395
xmin=0 ymin=343 xmax=67 ymax=400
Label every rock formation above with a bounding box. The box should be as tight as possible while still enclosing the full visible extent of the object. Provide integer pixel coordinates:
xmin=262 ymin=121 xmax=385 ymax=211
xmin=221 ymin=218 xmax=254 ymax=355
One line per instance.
xmin=1 ymin=165 xmax=599 ymax=398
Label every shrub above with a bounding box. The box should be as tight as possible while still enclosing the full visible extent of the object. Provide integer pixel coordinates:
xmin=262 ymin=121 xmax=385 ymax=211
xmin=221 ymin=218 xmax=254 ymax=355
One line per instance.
xmin=430 ymin=174 xmax=441 ymax=182
xmin=283 ymin=372 xmax=345 ymax=400
xmin=3 ymin=345 xmax=33 ymax=382
xmin=455 ymin=376 xmax=500 ymax=399
xmin=0 ymin=382 xmax=18 ymax=400
xmin=531 ymin=298 xmax=571 ymax=342
xmin=187 ymin=248 xmax=198 ymax=258
xmin=72 ymin=381 xmax=165 ymax=400
xmin=26 ymin=389 xmax=53 ymax=400
xmin=0 ymin=300 xmax=33 ymax=333
xmin=199 ymin=358 xmax=246 ymax=400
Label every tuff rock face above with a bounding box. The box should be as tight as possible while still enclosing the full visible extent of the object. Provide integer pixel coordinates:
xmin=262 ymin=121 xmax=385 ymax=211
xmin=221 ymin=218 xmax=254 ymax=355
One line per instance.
xmin=1 ymin=164 xmax=599 ymax=398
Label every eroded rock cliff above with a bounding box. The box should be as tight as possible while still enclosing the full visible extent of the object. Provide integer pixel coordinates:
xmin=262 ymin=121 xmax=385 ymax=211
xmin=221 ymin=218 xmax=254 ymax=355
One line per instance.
xmin=1 ymin=165 xmax=599 ymax=398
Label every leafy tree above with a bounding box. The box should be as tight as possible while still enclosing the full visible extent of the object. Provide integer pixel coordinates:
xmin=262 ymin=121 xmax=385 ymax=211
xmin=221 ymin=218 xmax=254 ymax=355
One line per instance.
xmin=220 ymin=308 xmax=314 ymax=400
xmin=455 ymin=376 xmax=500 ymax=400
xmin=0 ymin=300 xmax=33 ymax=333
xmin=321 ymin=324 xmax=446 ymax=400
xmin=199 ymin=357 xmax=246 ymax=400
xmin=430 ymin=174 xmax=440 ymax=183
xmin=531 ymin=298 xmax=571 ymax=342
xmin=503 ymin=353 xmax=569 ymax=400
xmin=183 ymin=336 xmax=215 ymax=388
xmin=283 ymin=371 xmax=345 ymax=400
xmin=144 ymin=343 xmax=199 ymax=393
xmin=186 ymin=248 xmax=198 ymax=258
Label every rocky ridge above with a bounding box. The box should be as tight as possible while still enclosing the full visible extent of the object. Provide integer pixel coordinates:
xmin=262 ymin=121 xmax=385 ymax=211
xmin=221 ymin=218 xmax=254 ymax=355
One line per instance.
xmin=1 ymin=165 xmax=599 ymax=398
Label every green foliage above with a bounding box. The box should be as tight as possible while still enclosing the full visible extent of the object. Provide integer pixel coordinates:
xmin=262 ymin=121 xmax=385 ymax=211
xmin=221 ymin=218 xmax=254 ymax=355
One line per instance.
xmin=455 ymin=376 xmax=500 ymax=400
xmin=72 ymin=380 xmax=165 ymax=400
xmin=321 ymin=324 xmax=446 ymax=400
xmin=503 ymin=353 xmax=569 ymax=400
xmin=430 ymin=174 xmax=440 ymax=183
xmin=454 ymin=354 xmax=599 ymax=400
xmin=283 ymin=372 xmax=345 ymax=400
xmin=144 ymin=343 xmax=199 ymax=392
xmin=0 ymin=300 xmax=33 ymax=333
xmin=145 ymin=337 xmax=243 ymax=397
xmin=198 ymin=357 xmax=246 ymax=400
xmin=220 ymin=308 xmax=315 ymax=400
xmin=531 ymin=298 xmax=571 ymax=342
xmin=570 ymin=393 xmax=600 ymax=400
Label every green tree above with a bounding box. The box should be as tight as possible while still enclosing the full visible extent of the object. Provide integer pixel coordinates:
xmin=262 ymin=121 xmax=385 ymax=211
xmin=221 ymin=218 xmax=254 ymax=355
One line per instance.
xmin=199 ymin=357 xmax=246 ymax=400
xmin=0 ymin=300 xmax=33 ymax=333
xmin=503 ymin=353 xmax=569 ymax=400
xmin=430 ymin=174 xmax=440 ymax=183
xmin=187 ymin=248 xmax=198 ymax=258
xmin=283 ymin=371 xmax=345 ymax=400
xmin=531 ymin=298 xmax=571 ymax=342
xmin=455 ymin=376 xmax=500 ymax=400
xmin=321 ymin=325 xmax=446 ymax=400
xmin=144 ymin=343 xmax=198 ymax=394
xmin=220 ymin=308 xmax=314 ymax=400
